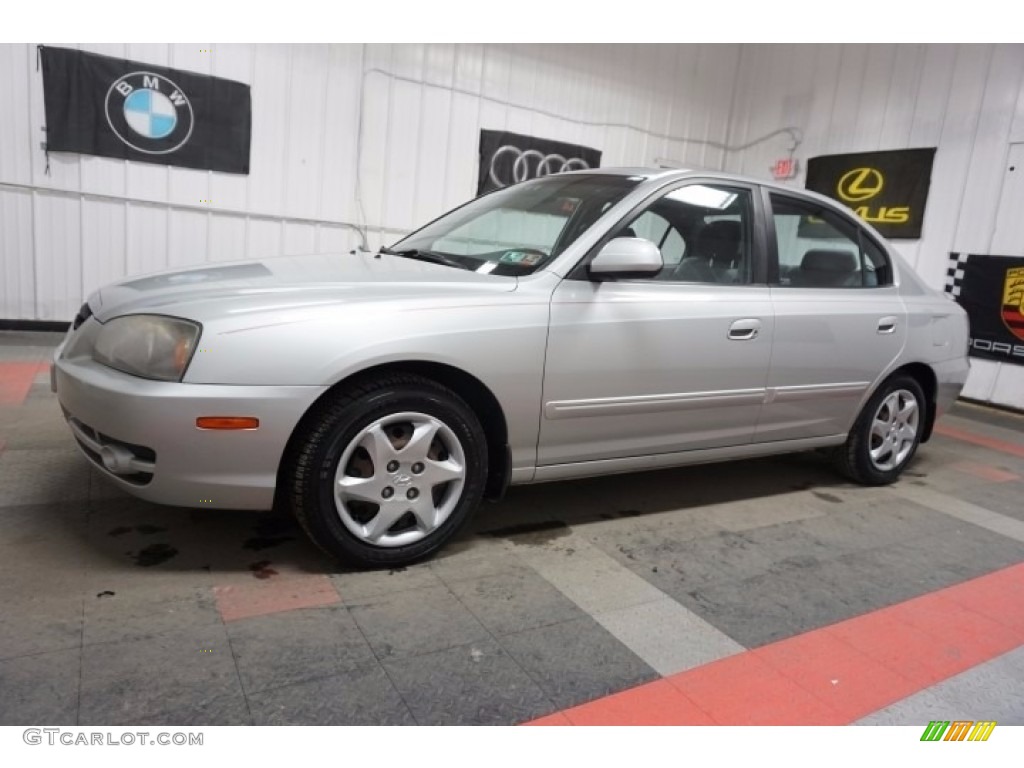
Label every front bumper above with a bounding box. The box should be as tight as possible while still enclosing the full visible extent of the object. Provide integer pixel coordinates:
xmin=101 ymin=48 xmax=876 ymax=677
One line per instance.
xmin=54 ymin=352 xmax=327 ymax=510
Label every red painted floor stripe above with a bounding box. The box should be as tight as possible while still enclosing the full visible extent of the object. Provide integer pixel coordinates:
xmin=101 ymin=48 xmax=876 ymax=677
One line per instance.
xmin=935 ymin=423 xmax=1024 ymax=460
xmin=950 ymin=460 xmax=1020 ymax=483
xmin=522 ymin=563 xmax=1024 ymax=725
xmin=212 ymin=575 xmax=341 ymax=622
xmin=0 ymin=361 xmax=48 ymax=406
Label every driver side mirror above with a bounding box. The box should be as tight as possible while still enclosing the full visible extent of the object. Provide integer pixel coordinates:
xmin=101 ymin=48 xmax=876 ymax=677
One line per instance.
xmin=589 ymin=237 xmax=663 ymax=279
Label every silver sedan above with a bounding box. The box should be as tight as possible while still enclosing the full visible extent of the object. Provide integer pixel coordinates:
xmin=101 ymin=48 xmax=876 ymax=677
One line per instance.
xmin=54 ymin=169 xmax=970 ymax=566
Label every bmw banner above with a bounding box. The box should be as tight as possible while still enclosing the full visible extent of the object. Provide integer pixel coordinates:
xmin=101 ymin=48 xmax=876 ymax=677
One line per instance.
xmin=477 ymin=130 xmax=601 ymax=196
xmin=39 ymin=46 xmax=251 ymax=174
xmin=804 ymin=148 xmax=936 ymax=238
xmin=945 ymin=252 xmax=1024 ymax=366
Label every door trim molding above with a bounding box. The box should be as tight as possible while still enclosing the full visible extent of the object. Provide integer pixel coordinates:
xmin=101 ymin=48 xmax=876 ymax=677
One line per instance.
xmin=545 ymin=381 xmax=868 ymax=420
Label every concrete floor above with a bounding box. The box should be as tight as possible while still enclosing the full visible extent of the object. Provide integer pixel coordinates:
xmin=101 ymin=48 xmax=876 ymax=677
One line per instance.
xmin=1 ymin=330 xmax=1023 ymax=726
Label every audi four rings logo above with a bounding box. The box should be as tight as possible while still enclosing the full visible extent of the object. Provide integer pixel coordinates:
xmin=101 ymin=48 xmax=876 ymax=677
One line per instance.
xmin=488 ymin=145 xmax=591 ymax=188
xmin=105 ymin=71 xmax=194 ymax=154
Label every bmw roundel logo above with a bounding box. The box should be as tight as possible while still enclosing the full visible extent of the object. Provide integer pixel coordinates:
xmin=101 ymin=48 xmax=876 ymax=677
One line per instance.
xmin=105 ymin=71 xmax=194 ymax=154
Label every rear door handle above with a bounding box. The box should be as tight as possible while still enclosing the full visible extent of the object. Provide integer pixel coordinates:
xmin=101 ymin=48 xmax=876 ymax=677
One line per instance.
xmin=728 ymin=318 xmax=762 ymax=340
xmin=877 ymin=316 xmax=898 ymax=334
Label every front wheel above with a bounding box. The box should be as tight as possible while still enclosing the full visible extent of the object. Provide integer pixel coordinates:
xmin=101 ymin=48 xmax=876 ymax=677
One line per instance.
xmin=285 ymin=374 xmax=488 ymax=567
xmin=833 ymin=374 xmax=925 ymax=485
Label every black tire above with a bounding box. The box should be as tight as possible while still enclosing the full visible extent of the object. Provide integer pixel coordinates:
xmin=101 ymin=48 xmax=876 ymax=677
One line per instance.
xmin=833 ymin=373 xmax=926 ymax=486
xmin=285 ymin=373 xmax=488 ymax=567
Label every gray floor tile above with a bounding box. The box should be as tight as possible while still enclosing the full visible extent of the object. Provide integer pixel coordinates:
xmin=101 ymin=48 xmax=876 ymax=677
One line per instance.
xmin=446 ymin=568 xmax=586 ymax=636
xmin=83 ymin=586 xmax=221 ymax=646
xmin=349 ymin=584 xmax=490 ymax=661
xmin=0 ymin=594 xmax=84 ymax=660
xmin=0 ymin=449 xmax=91 ymax=507
xmin=78 ymin=626 xmax=242 ymax=725
xmin=499 ymin=616 xmax=658 ymax=709
xmin=898 ymin=526 xmax=1024 ymax=581
xmin=248 ymin=665 xmax=415 ymax=725
xmin=227 ymin=605 xmax=375 ymax=694
xmin=129 ymin=693 xmax=253 ymax=726
xmin=428 ymin=539 xmax=525 ymax=582
xmin=0 ymin=648 xmax=80 ymax=725
xmin=383 ymin=638 xmax=554 ymax=725
xmin=330 ymin=562 xmax=444 ymax=602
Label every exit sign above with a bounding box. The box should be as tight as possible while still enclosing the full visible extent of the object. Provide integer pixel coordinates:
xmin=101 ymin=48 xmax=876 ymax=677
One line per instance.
xmin=772 ymin=157 xmax=798 ymax=180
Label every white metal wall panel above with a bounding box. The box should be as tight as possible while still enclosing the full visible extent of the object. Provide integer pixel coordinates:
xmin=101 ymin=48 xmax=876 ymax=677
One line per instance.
xmin=724 ymin=43 xmax=1024 ymax=408
xmin=81 ymin=199 xmax=126 ymax=301
xmin=0 ymin=190 xmax=34 ymax=318
xmin=246 ymin=219 xmax=283 ymax=261
xmin=166 ymin=209 xmax=208 ymax=269
xmin=0 ymin=45 xmax=33 ymax=185
xmin=126 ymin=204 xmax=169 ymax=277
xmin=33 ymin=194 xmax=82 ymax=320
xmin=0 ymin=43 xmax=772 ymax=324
xmin=208 ymin=215 xmax=247 ymax=263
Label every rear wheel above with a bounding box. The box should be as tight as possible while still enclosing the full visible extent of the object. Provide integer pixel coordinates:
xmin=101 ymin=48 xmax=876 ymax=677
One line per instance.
xmin=286 ymin=374 xmax=487 ymax=567
xmin=834 ymin=374 xmax=925 ymax=485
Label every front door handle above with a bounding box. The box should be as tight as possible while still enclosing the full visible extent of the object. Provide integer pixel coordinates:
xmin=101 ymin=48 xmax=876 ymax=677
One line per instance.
xmin=877 ymin=316 xmax=898 ymax=334
xmin=728 ymin=318 xmax=762 ymax=341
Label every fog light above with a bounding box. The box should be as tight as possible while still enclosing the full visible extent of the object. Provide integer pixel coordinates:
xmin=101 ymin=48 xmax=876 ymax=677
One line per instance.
xmin=99 ymin=444 xmax=135 ymax=474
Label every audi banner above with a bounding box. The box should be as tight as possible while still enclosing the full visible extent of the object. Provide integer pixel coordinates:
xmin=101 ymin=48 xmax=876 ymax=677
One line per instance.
xmin=804 ymin=148 xmax=936 ymax=239
xmin=477 ymin=130 xmax=601 ymax=196
xmin=946 ymin=252 xmax=1024 ymax=366
xmin=39 ymin=45 xmax=251 ymax=174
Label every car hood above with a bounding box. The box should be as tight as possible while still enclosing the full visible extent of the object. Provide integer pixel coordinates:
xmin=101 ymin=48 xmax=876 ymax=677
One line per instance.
xmin=89 ymin=252 xmax=519 ymax=324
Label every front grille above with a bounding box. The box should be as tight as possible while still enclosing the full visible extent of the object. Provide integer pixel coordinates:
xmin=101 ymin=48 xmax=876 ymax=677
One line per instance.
xmin=65 ymin=414 xmax=156 ymax=485
xmin=72 ymin=302 xmax=93 ymax=330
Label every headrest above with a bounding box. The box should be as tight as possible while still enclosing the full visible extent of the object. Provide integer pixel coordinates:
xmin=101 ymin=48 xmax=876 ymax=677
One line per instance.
xmin=801 ymin=249 xmax=858 ymax=273
xmin=697 ymin=220 xmax=741 ymax=265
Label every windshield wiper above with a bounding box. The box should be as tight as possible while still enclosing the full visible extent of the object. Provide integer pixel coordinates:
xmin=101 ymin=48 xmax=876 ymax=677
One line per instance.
xmin=379 ymin=247 xmax=469 ymax=271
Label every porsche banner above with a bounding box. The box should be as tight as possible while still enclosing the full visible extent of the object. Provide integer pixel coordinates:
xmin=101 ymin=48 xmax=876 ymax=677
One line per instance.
xmin=946 ymin=252 xmax=1024 ymax=366
xmin=39 ymin=46 xmax=251 ymax=174
xmin=804 ymin=148 xmax=936 ymax=238
xmin=477 ymin=130 xmax=601 ymax=195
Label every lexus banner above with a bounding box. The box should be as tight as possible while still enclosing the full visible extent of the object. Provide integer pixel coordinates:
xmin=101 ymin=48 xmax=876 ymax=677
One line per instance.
xmin=804 ymin=148 xmax=936 ymax=238
xmin=39 ymin=46 xmax=251 ymax=174
xmin=477 ymin=130 xmax=601 ymax=196
xmin=946 ymin=252 xmax=1024 ymax=366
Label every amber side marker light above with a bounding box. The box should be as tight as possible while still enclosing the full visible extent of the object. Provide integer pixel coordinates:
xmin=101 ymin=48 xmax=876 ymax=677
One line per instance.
xmin=196 ymin=417 xmax=260 ymax=430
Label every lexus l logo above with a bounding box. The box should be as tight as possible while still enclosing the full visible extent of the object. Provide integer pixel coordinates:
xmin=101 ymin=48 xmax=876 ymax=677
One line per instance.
xmin=837 ymin=167 xmax=884 ymax=202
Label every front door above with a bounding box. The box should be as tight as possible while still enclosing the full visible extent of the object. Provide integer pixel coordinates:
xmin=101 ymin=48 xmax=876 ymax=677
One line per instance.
xmin=537 ymin=182 xmax=774 ymax=466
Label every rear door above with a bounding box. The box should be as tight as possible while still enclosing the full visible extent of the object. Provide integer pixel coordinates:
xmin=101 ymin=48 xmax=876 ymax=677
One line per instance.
xmin=756 ymin=190 xmax=906 ymax=442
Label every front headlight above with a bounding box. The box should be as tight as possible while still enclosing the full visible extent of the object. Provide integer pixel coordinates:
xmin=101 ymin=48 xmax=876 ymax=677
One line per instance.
xmin=93 ymin=315 xmax=201 ymax=382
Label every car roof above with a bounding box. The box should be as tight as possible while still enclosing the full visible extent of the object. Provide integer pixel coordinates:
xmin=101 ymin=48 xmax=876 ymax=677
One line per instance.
xmin=569 ymin=166 xmax=859 ymax=212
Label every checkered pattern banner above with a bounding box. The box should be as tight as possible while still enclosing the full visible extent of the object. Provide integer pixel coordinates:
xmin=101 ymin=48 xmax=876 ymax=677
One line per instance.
xmin=945 ymin=252 xmax=970 ymax=298
xmin=945 ymin=252 xmax=1024 ymax=365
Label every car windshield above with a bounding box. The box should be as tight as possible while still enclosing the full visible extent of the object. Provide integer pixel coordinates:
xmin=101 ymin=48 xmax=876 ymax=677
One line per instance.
xmin=385 ymin=174 xmax=643 ymax=276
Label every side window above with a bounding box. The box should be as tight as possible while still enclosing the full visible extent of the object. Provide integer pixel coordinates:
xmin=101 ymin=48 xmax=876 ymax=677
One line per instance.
xmin=612 ymin=184 xmax=753 ymax=284
xmin=770 ymin=194 xmax=893 ymax=288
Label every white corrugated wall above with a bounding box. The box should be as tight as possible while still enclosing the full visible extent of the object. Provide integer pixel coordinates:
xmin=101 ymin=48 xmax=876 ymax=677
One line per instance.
xmin=0 ymin=43 xmax=746 ymax=322
xmin=724 ymin=43 xmax=1024 ymax=408
xmin=2 ymin=43 xmax=1023 ymax=407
